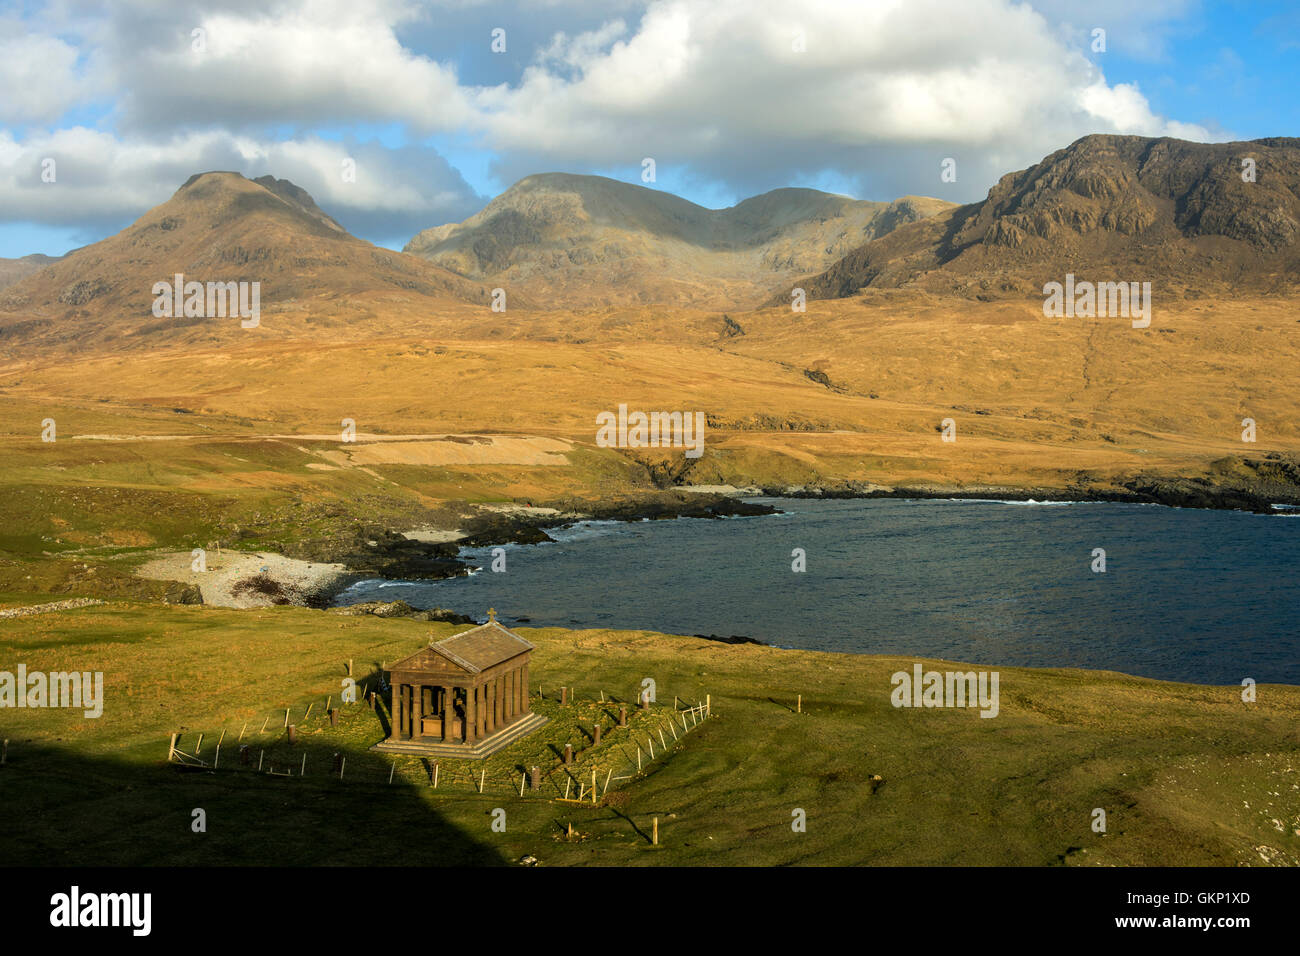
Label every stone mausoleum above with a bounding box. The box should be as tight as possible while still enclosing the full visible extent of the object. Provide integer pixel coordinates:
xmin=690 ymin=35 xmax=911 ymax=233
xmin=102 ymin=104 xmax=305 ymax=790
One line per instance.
xmin=372 ymin=610 xmax=547 ymax=759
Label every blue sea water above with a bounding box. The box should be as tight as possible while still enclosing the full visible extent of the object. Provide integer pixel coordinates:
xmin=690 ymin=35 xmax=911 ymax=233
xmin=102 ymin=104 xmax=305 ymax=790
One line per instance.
xmin=334 ymin=498 xmax=1300 ymax=685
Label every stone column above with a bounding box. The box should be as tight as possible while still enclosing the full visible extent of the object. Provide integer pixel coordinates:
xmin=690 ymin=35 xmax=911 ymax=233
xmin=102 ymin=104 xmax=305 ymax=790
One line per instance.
xmin=504 ymin=670 xmax=513 ymax=720
xmin=393 ymin=680 xmax=405 ymax=740
xmin=411 ymin=683 xmax=423 ymax=739
xmin=521 ymin=662 xmax=529 ymax=711
xmin=494 ymin=678 xmax=503 ymax=729
xmin=441 ymin=685 xmax=453 ymax=741
xmin=474 ymin=683 xmax=486 ymax=740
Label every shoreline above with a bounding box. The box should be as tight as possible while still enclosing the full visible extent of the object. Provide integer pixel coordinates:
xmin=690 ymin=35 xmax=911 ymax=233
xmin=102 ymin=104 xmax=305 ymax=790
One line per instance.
xmin=116 ymin=488 xmax=1300 ymax=684
xmin=129 ymin=468 xmax=1300 ymax=613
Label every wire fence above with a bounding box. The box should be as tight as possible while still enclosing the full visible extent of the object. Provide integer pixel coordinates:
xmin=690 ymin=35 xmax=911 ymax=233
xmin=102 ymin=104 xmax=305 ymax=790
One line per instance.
xmin=165 ymin=685 xmax=713 ymax=803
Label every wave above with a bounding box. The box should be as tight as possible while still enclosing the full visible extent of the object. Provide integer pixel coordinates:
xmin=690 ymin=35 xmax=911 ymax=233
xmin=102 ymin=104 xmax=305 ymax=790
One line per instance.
xmin=929 ymin=497 xmax=1084 ymax=506
xmin=541 ymin=519 xmax=630 ymax=544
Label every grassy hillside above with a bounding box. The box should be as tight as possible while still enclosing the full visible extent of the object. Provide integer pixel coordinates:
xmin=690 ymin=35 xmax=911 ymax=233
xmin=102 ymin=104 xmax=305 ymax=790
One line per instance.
xmin=1 ymin=601 xmax=1296 ymax=866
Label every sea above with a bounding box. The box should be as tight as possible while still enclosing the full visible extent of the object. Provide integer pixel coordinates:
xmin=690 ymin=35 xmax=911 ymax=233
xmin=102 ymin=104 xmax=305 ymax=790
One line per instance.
xmin=333 ymin=498 xmax=1300 ymax=685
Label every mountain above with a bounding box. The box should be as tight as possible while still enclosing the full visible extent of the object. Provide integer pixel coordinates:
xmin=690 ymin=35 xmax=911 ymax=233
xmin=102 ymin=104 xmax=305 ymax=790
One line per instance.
xmin=787 ymin=135 xmax=1300 ymax=304
xmin=405 ymin=173 xmax=953 ymax=308
xmin=0 ymin=172 xmax=490 ymax=351
xmin=0 ymin=253 xmax=62 ymax=291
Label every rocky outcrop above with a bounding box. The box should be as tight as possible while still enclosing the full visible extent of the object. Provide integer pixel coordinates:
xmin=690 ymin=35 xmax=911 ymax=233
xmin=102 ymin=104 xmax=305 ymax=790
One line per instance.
xmin=787 ymin=134 xmax=1300 ymax=303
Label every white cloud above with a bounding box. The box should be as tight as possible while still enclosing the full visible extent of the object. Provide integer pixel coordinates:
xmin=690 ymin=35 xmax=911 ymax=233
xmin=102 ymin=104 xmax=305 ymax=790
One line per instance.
xmin=467 ymin=0 xmax=1216 ymax=197
xmin=106 ymin=0 xmax=474 ymax=133
xmin=0 ymin=0 xmax=1223 ymax=239
xmin=1076 ymin=80 xmax=1207 ymax=139
xmin=0 ymin=22 xmax=92 ymax=124
xmin=0 ymin=128 xmax=481 ymax=243
xmin=1026 ymin=0 xmax=1199 ymax=62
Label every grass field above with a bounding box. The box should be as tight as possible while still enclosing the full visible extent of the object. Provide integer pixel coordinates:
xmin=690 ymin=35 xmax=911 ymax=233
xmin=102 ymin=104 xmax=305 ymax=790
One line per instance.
xmin=2 ymin=601 xmax=1297 ymax=866
xmin=0 ymin=292 xmax=1296 ymax=867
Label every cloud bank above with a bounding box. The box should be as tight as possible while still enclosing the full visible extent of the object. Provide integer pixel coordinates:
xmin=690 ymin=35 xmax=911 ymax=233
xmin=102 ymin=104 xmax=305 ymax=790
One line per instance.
xmin=0 ymin=0 xmax=1223 ymax=250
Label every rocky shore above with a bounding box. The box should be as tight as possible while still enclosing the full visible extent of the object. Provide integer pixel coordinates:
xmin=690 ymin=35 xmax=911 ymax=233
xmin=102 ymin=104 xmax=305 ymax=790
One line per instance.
xmin=314 ymin=492 xmax=780 ymax=591
xmin=130 ymin=454 xmax=1299 ymax=613
xmin=754 ymin=453 xmax=1300 ymax=515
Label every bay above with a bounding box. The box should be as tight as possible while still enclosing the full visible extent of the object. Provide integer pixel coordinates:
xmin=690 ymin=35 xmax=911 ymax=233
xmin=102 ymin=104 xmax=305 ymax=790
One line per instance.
xmin=334 ymin=498 xmax=1300 ymax=685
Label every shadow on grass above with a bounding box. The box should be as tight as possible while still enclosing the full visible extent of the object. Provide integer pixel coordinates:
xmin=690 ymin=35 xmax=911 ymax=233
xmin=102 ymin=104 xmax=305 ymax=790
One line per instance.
xmin=0 ymin=739 xmax=510 ymax=866
xmin=606 ymin=807 xmax=650 ymax=844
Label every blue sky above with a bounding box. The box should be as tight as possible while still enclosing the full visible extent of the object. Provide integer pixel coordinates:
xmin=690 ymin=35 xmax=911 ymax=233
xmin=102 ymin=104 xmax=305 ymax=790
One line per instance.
xmin=0 ymin=0 xmax=1295 ymax=258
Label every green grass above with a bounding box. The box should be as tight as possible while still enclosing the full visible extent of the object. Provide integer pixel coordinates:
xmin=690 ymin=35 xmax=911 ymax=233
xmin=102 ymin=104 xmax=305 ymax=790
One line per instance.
xmin=203 ymin=692 xmax=694 ymax=802
xmin=2 ymin=602 xmax=1297 ymax=866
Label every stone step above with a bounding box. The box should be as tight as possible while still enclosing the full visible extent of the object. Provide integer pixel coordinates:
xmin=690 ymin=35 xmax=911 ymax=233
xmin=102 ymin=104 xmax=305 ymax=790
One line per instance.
xmin=372 ymin=712 xmax=549 ymax=760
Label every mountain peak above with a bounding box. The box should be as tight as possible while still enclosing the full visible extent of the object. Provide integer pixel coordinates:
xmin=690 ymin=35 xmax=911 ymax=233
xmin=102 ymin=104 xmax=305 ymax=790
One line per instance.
xmin=404 ymin=174 xmax=954 ymax=308
xmin=170 ymin=171 xmax=346 ymax=234
xmin=789 ymin=134 xmax=1300 ymax=303
xmin=0 ymin=171 xmax=489 ymax=349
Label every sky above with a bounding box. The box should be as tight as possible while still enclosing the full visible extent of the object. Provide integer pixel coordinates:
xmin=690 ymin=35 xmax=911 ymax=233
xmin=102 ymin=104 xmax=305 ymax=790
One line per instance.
xmin=0 ymin=0 xmax=1296 ymax=258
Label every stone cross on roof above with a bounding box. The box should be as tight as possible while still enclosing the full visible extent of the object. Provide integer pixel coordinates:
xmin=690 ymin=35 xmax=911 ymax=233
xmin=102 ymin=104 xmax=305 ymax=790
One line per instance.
xmin=487 ymin=607 xmax=497 ymax=622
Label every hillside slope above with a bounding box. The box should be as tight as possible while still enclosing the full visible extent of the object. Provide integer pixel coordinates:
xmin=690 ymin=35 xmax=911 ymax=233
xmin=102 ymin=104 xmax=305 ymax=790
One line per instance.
xmin=0 ymin=253 xmax=61 ymax=291
xmin=786 ymin=135 xmax=1300 ymax=303
xmin=0 ymin=172 xmax=490 ymax=353
xmin=406 ymin=172 xmax=952 ymax=308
